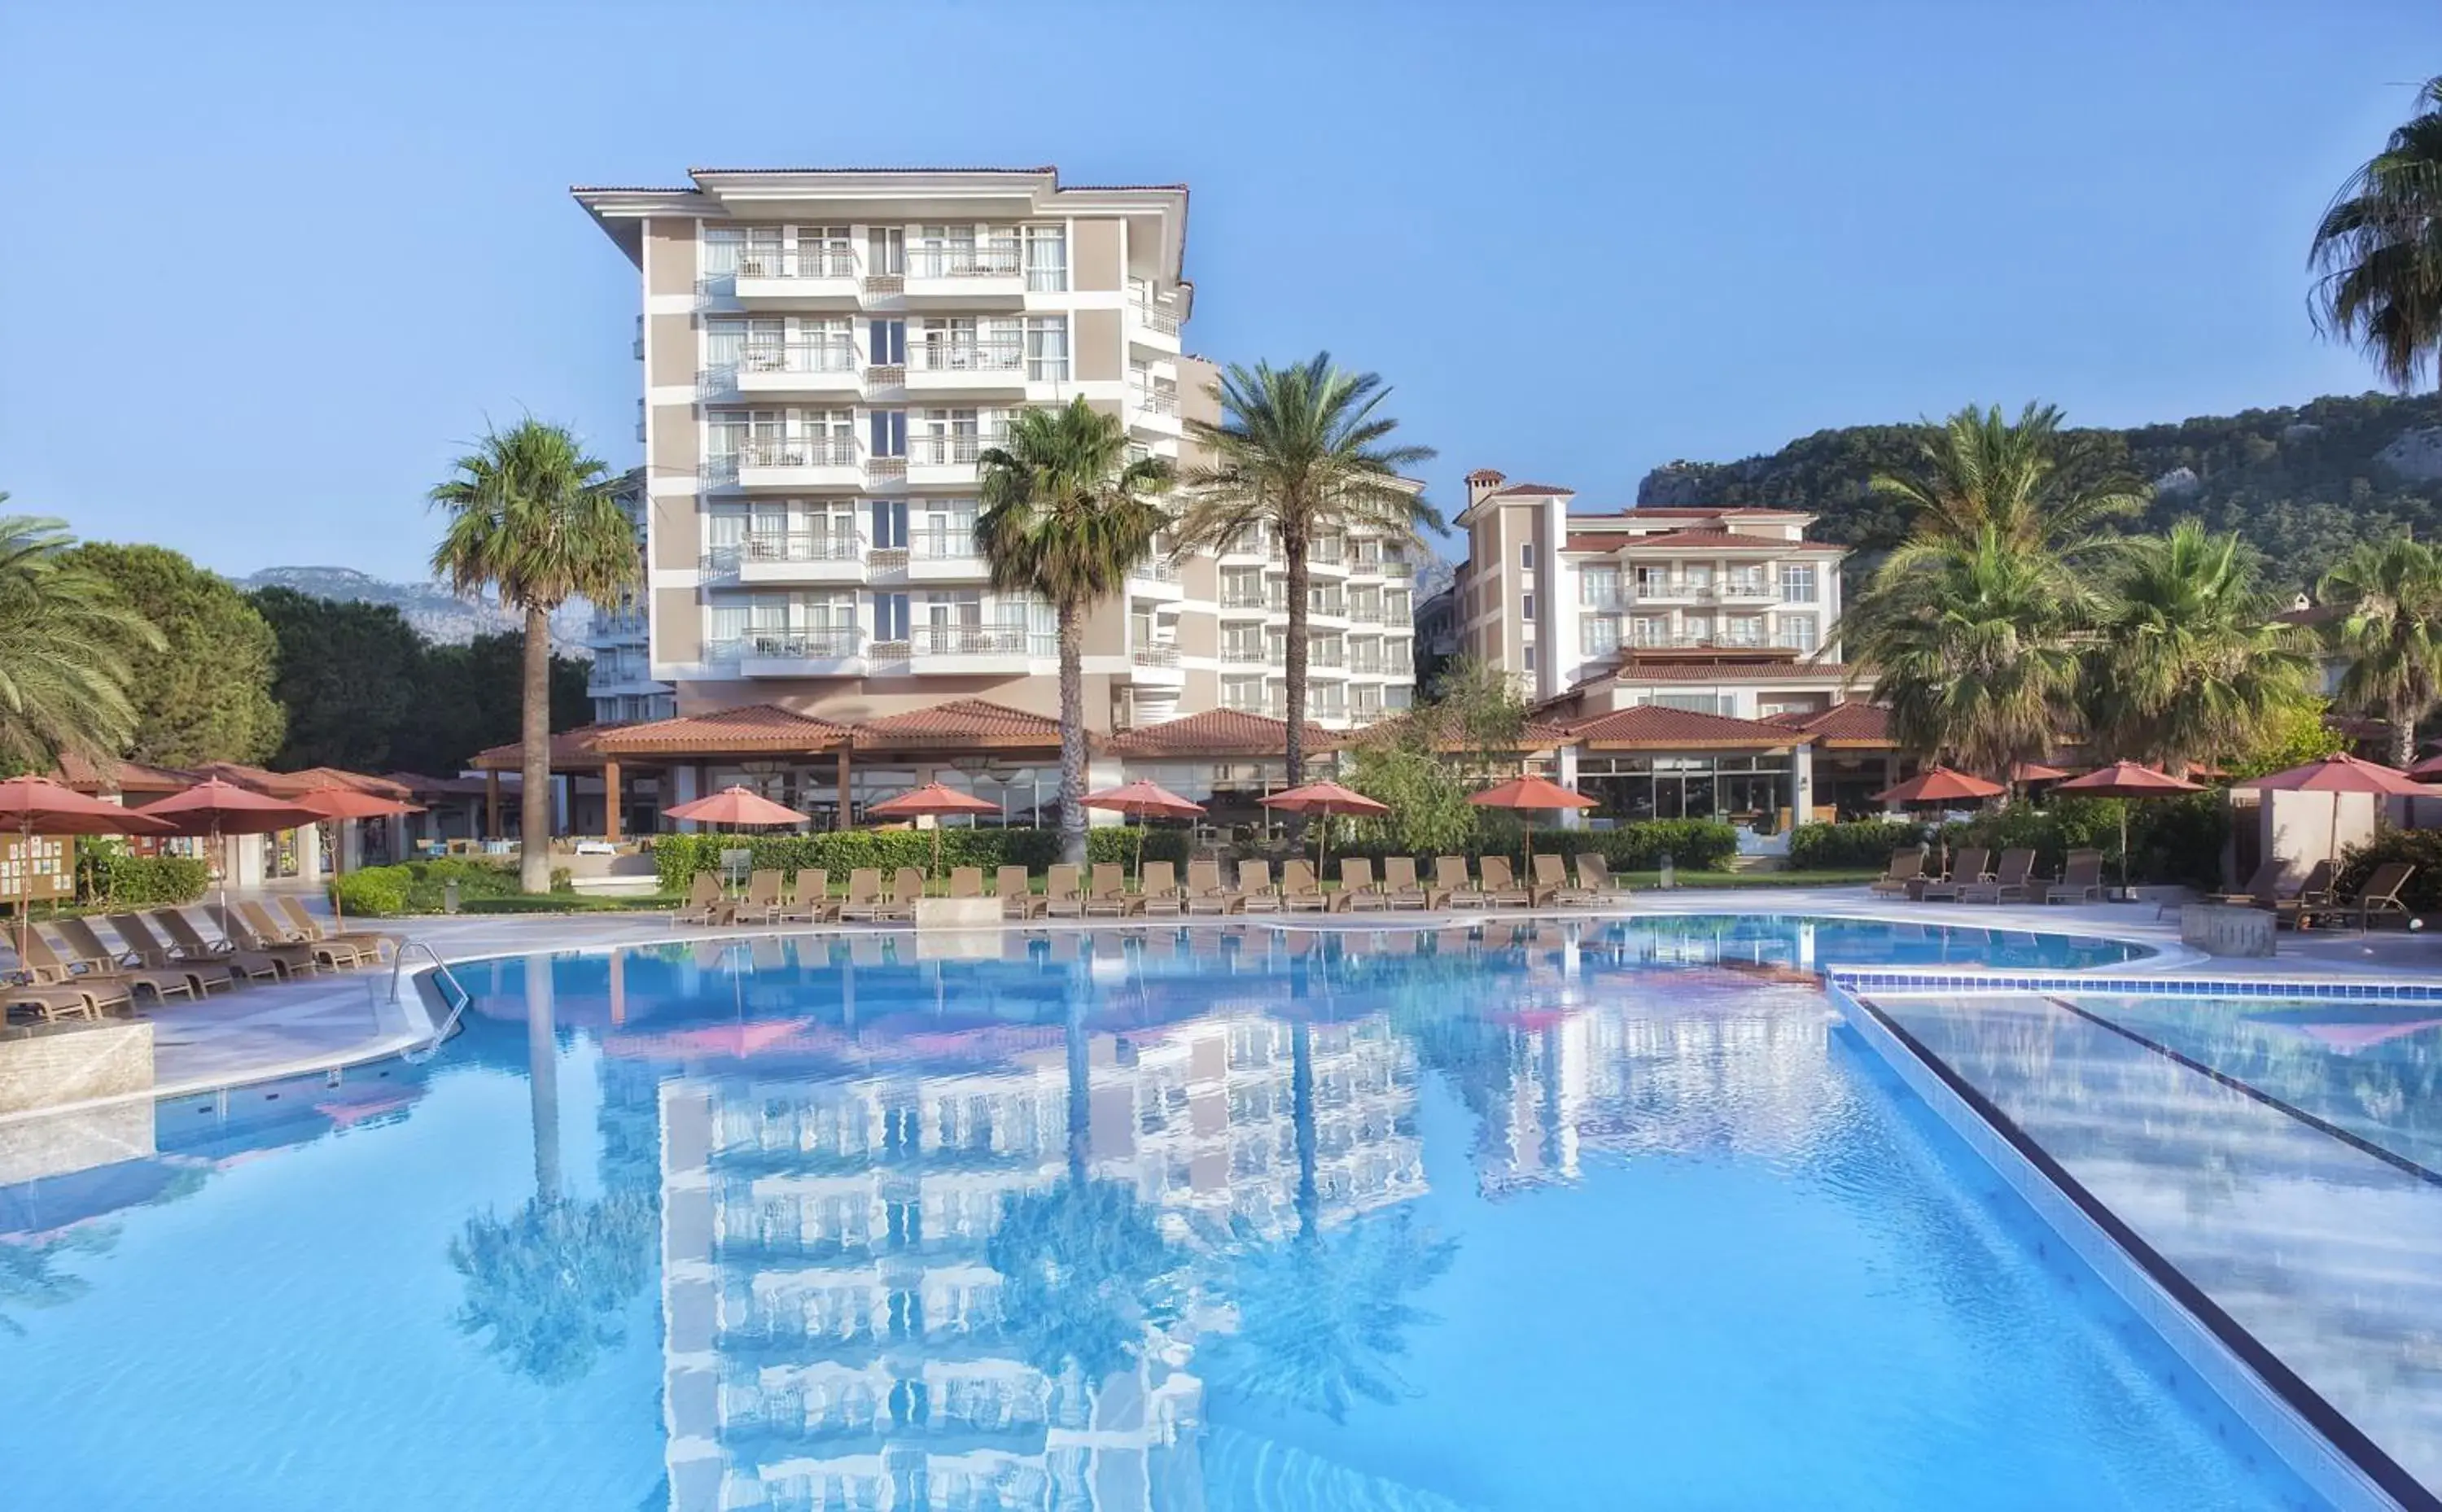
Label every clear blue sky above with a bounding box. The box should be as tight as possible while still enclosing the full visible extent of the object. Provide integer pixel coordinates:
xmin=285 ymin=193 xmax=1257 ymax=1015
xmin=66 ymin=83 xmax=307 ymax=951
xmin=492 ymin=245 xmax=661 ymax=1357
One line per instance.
xmin=3 ymin=1 xmax=2437 ymax=578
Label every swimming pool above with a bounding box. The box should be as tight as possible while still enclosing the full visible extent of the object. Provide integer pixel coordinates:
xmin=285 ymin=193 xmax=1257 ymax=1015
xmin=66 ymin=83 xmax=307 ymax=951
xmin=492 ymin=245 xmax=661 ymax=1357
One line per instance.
xmin=0 ymin=918 xmax=2322 ymax=1510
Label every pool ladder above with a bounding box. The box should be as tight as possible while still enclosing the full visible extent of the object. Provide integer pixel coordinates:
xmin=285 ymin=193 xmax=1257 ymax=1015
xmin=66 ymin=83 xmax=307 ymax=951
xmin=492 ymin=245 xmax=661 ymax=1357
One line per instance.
xmin=387 ymin=939 xmax=474 ymax=1062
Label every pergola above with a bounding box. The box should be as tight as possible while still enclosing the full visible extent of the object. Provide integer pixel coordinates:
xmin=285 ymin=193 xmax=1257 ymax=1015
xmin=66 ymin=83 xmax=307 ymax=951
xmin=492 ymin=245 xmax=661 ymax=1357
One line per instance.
xmin=1558 ymin=704 xmax=1815 ymax=825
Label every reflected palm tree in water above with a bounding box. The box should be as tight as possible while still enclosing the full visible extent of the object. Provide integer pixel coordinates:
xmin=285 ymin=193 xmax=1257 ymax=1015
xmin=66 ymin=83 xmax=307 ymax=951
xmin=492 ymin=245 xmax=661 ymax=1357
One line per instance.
xmin=0 ymin=1232 xmax=102 ymax=1335
xmin=1203 ymin=954 xmax=1457 ymax=1424
xmin=449 ymin=953 xmax=655 ymax=1386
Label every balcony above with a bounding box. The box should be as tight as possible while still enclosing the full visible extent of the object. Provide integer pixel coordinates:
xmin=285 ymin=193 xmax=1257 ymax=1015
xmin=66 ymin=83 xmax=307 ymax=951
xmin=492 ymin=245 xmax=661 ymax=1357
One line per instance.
xmin=1631 ymin=578 xmax=1777 ymax=605
xmin=706 ymin=629 xmax=862 ymax=677
xmin=719 ymin=436 xmax=860 ymax=491
xmin=860 ymin=623 xmax=1034 ymax=672
xmin=908 ymin=339 xmax=1026 ymax=396
xmin=1219 ymin=589 xmax=1271 ymax=613
xmin=734 ymin=531 xmax=865 ymax=583
xmin=720 ymin=250 xmax=860 ymax=309
xmin=908 ymin=431 xmax=993 ymax=487
xmin=1128 ymin=299 xmax=1184 ymax=353
xmin=707 ymin=343 xmax=860 ymax=398
xmin=1128 ymin=383 xmax=1182 ymax=439
xmin=905 ymin=244 xmax=1025 ymax=304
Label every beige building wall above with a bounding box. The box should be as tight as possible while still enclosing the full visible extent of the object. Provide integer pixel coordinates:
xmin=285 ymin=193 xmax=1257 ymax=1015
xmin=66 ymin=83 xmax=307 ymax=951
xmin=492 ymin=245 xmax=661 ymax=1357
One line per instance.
xmin=1074 ymin=219 xmax=1123 ymax=291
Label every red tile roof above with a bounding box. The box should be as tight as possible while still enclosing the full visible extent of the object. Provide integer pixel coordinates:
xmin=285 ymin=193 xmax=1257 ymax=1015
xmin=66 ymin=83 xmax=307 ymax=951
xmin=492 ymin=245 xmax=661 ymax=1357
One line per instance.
xmin=1605 ymin=660 xmax=1854 ymax=683
xmin=1594 ymin=506 xmax=1814 ymax=519
xmin=1318 ymin=709 xmax=1573 ymax=754
xmin=1761 ymin=701 xmax=1895 ymax=745
xmin=1563 ymin=527 xmax=1842 ymax=553
xmin=1561 ymin=705 xmax=1803 ymax=749
xmin=589 ymin=707 xmax=847 ymax=760
xmin=1106 ymin=708 xmax=1332 ymax=757
xmin=1486 ymin=483 xmax=1573 ymax=498
xmin=50 ymin=754 xmax=193 ymax=795
xmin=851 ymin=699 xmax=1065 ymax=750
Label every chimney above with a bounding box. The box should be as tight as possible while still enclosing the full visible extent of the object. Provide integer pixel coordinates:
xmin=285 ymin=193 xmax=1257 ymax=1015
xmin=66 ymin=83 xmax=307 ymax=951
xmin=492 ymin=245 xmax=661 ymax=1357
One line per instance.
xmin=1464 ymin=468 xmax=1507 ymax=509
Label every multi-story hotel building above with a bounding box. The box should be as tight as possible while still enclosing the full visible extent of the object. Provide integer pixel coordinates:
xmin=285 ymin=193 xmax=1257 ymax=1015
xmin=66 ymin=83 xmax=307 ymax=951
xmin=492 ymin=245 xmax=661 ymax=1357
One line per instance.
xmin=588 ymin=468 xmax=677 ymax=725
xmin=1451 ymin=469 xmax=1852 ymax=722
xmin=570 ymin=167 xmax=1417 ymax=735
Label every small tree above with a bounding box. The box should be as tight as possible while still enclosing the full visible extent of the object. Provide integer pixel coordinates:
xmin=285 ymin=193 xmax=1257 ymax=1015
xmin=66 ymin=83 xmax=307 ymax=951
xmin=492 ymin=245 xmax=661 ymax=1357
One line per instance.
xmin=2320 ymin=534 xmax=2442 ymax=767
xmin=1346 ymin=657 xmax=1530 ymax=853
xmin=69 ymin=541 xmax=284 ymax=767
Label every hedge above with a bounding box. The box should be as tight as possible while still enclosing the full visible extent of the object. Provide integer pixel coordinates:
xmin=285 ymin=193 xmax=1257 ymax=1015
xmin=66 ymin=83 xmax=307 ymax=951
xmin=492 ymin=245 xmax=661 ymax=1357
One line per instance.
xmin=2335 ymin=829 xmax=2442 ymax=914
xmin=331 ymin=857 xmax=575 ymax=916
xmin=647 ymin=827 xmax=1194 ymax=892
xmin=1276 ymin=819 xmax=1740 ymax=874
xmin=94 ymin=854 xmax=211 ymax=906
xmin=1788 ymin=820 xmax=1928 ymax=872
xmin=1936 ymin=792 xmax=2229 ymax=889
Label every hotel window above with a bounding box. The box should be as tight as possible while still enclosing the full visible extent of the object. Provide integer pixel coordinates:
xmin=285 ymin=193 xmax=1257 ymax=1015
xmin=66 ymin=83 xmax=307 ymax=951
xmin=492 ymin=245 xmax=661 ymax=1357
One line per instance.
xmin=1581 ymin=615 xmax=1621 ymax=657
xmin=1635 ymin=566 xmax=1673 ymax=596
xmin=1722 ymin=615 xmax=1767 ymax=647
xmin=869 ymin=409 xmax=908 ymax=458
xmin=869 ymin=500 xmax=908 ymax=550
xmin=1780 ymin=613 xmax=1819 ymax=652
xmin=1684 ymin=614 xmax=1714 ymax=645
xmin=1525 ymin=645 xmax=1538 ymax=674
xmin=795 ymin=225 xmax=852 ymax=277
xmin=1222 ymin=625 xmax=1265 ymax=662
xmin=1521 ymin=593 xmax=1535 ymax=621
xmin=1221 ymin=567 xmax=1265 ymax=608
xmin=868 ymin=319 xmax=907 ymax=366
xmin=1580 ymin=565 xmax=1621 ymax=609
xmin=872 ymin=592 xmax=912 ymax=643
xmin=1726 ymin=565 xmax=1766 ymax=596
xmin=1024 ymin=316 xmax=1070 ymax=382
xmin=1023 ymin=224 xmax=1068 ymax=291
xmin=1521 ymin=542 xmax=1534 ymax=569
xmin=914 ymin=224 xmax=977 ymax=277
xmin=1627 ymin=615 xmax=1667 ymax=646
xmin=1222 ymin=675 xmax=1267 ymax=712
xmin=1656 ymin=693 xmax=1735 ymax=715
xmin=1781 ymin=563 xmax=1818 ymax=603
xmin=1683 ymin=564 xmax=1715 ymax=593
xmin=868 ymin=225 xmax=906 ymax=275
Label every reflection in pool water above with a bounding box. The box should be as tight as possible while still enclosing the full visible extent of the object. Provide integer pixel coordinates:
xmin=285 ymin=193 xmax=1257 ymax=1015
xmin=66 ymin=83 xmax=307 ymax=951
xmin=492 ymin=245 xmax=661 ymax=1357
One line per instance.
xmin=0 ymin=919 xmax=2317 ymax=1511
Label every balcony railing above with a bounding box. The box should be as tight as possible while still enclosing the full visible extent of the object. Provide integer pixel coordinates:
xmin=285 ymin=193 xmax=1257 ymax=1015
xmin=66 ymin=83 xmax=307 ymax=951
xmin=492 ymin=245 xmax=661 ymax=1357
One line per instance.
xmin=1222 ymin=644 xmax=1267 ymax=665
xmin=914 ymin=624 xmax=1029 ymax=656
xmin=731 ymin=249 xmax=856 ymax=281
xmin=721 ymin=436 xmax=856 ymax=471
xmin=1311 ymin=541 xmax=1346 ymax=566
xmin=740 ymin=341 xmax=856 ymax=374
xmin=1131 ymin=556 xmax=1179 ymax=582
xmin=909 ymin=245 xmax=1022 ymax=279
xmin=744 ymin=531 xmax=861 ymax=565
xmin=1219 ymin=589 xmax=1269 ymax=610
xmin=1131 ymin=385 xmax=1179 ymax=416
xmin=1620 ymin=633 xmax=1807 ymax=653
xmin=1310 ymin=645 xmax=1345 ymax=670
xmin=910 ymin=339 xmax=1024 ymax=374
xmin=1131 ymin=301 xmax=1182 ymax=336
xmin=590 ymin=611 xmax=647 ymax=637
xmin=706 ymin=629 xmax=861 ymax=662
xmin=1132 ymin=644 xmax=1180 ymax=668
xmin=912 ymin=529 xmax=979 ymax=561
xmin=911 ymin=433 xmax=985 ymax=466
xmin=1348 ymin=602 xmax=1382 ymax=625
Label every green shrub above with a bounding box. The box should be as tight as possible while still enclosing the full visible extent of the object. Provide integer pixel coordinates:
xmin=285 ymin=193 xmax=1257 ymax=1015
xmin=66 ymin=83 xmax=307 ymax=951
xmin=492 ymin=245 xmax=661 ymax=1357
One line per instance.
xmin=1788 ymin=820 xmax=1928 ymax=871
xmin=1086 ymin=826 xmax=1192 ymax=867
xmin=1936 ymin=793 xmax=2229 ymax=888
xmin=2335 ymin=828 xmax=2442 ymax=913
xmin=335 ymin=865 xmax=413 ymax=916
xmin=96 ymin=854 xmax=211 ymax=905
xmin=649 ymin=827 xmax=1074 ymax=890
xmin=1299 ymin=818 xmax=1740 ymax=874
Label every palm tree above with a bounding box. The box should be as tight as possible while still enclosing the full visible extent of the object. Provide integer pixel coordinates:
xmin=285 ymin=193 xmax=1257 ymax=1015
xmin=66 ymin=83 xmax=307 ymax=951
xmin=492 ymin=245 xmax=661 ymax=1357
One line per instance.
xmin=1848 ymin=527 xmax=2085 ymax=778
xmin=2310 ymin=76 xmax=2442 ymax=390
xmin=2085 ymin=522 xmax=2316 ymax=776
xmin=1173 ymin=355 xmax=1439 ymax=789
xmin=0 ymin=505 xmax=160 ymax=767
xmin=1868 ymin=402 xmax=2143 ymax=575
xmin=977 ymin=399 xmax=1172 ymax=864
xmin=430 ymin=421 xmax=637 ymax=892
xmin=2318 ymin=535 xmax=2442 ymax=766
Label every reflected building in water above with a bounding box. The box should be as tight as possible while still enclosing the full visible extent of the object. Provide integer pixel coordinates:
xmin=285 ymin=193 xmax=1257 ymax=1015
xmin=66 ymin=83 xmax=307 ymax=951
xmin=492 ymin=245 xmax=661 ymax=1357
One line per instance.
xmin=651 ymin=934 xmax=1424 ymax=1512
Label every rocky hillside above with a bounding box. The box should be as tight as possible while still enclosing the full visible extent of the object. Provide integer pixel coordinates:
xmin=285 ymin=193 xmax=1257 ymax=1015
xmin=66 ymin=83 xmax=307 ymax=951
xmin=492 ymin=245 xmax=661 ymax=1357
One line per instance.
xmin=239 ymin=566 xmax=592 ymax=655
xmin=1639 ymin=391 xmax=2442 ymax=592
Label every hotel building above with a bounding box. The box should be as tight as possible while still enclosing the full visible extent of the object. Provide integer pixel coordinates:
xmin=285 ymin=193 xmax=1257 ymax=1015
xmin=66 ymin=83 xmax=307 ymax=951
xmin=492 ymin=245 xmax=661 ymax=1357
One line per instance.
xmin=1450 ymin=469 xmax=1852 ymax=722
xmin=570 ymin=167 xmax=1418 ymax=737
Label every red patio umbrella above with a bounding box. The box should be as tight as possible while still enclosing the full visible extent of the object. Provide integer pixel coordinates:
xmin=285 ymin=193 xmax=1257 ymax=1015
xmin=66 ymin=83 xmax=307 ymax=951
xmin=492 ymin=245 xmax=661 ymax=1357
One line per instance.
xmin=664 ymin=785 xmax=814 ymax=828
xmin=1083 ymin=780 xmax=1206 ymax=883
xmin=1260 ymin=780 xmax=1391 ymax=883
xmin=2011 ymin=760 xmax=2070 ymax=784
xmin=139 ymin=778 xmax=326 ymax=913
xmin=0 ymin=776 xmax=174 ymax=954
xmin=2052 ymin=761 xmax=2205 ymax=898
xmin=1873 ymin=766 xmax=2007 ymax=806
xmin=1467 ymin=774 xmax=1598 ymax=870
xmin=289 ymin=785 xmax=420 ymax=929
xmin=2410 ymin=751 xmax=2442 ymax=782
xmin=868 ymin=781 xmax=1003 ymax=882
xmin=2229 ymin=753 xmax=2431 ymax=871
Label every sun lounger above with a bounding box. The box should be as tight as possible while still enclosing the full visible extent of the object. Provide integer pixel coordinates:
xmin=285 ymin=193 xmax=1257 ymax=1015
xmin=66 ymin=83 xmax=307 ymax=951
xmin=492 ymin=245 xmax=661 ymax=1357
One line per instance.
xmin=1867 ymin=849 xmax=1926 ymax=898
xmin=1380 ymin=856 xmax=1444 ymax=910
xmin=1083 ymin=863 xmax=1140 ymax=918
xmin=2204 ymin=859 xmax=2282 ymax=909
xmin=947 ymin=866 xmax=983 ymax=900
xmin=838 ymin=868 xmax=887 ymax=923
xmin=55 ymin=915 xmax=234 ymax=996
xmin=1040 ymin=864 xmax=1087 ymax=920
xmin=26 ymin=924 xmax=195 ymax=1002
xmin=1184 ymin=859 xmax=1243 ymax=916
xmin=996 ymin=866 xmax=1044 ymax=920
xmin=163 ymin=907 xmax=308 ymax=977
xmin=1916 ymin=847 xmax=1990 ymax=903
xmin=730 ymin=869 xmax=785 ymax=925
xmin=113 ymin=911 xmax=278 ymax=983
xmin=1437 ymin=856 xmax=1488 ymax=909
xmin=234 ymin=902 xmax=372 ymax=969
xmin=2291 ymin=862 xmax=2416 ymax=931
xmin=675 ymin=872 xmax=731 ymax=926
xmin=2 ymin=977 xmax=106 ymax=1022
xmin=1236 ymin=860 xmax=1282 ymax=914
xmin=273 ymin=897 xmax=403 ymax=962
xmin=7 ymin=933 xmax=138 ymax=1012
xmin=1338 ymin=858 xmax=1389 ymax=912
xmin=778 ymin=869 xmax=838 ymax=924
xmin=1534 ymin=853 xmax=1595 ymax=907
xmin=1478 ymin=856 xmax=1534 ymax=908
xmin=1574 ymin=853 xmax=1633 ymax=902
xmin=1279 ymin=859 xmax=1331 ymax=912
xmin=877 ymin=867 xmax=924 ymax=922
xmin=2270 ymin=860 xmax=2340 ymax=927
xmin=1959 ymin=848 xmax=2038 ymax=904
xmin=1138 ymin=861 xmax=1186 ymax=916
xmin=2037 ymin=850 xmax=2105 ymax=904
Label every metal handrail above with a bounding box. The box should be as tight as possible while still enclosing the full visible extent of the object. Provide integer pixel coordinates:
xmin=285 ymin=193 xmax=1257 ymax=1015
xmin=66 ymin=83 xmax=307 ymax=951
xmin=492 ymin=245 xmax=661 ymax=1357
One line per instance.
xmin=393 ymin=939 xmax=474 ymax=1061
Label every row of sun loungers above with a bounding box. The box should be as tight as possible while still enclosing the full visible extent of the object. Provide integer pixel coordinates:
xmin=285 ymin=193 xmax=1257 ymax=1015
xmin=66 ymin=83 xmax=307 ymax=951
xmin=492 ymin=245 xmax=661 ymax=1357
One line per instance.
xmin=674 ymin=854 xmax=1641 ymax=926
xmin=1867 ymin=846 xmax=2419 ymax=927
xmin=2203 ymin=859 xmax=2416 ymax=929
xmin=2 ymin=899 xmax=404 ymax=1025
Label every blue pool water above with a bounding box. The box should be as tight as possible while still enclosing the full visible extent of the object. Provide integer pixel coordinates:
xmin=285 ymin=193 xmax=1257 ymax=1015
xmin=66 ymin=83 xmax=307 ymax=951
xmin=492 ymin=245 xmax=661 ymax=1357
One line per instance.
xmin=0 ymin=918 xmax=2318 ymax=1510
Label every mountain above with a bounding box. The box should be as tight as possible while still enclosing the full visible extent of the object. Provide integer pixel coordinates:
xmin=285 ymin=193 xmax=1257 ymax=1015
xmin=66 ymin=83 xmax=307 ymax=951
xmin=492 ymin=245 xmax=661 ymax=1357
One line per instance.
xmin=1637 ymin=391 xmax=2442 ymax=592
xmin=238 ymin=566 xmax=593 ymax=656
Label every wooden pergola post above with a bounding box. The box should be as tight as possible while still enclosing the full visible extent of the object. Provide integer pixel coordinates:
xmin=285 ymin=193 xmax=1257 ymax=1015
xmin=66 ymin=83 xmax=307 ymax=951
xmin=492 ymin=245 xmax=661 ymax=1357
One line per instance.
xmin=834 ymin=745 xmax=853 ymax=830
xmin=602 ymin=759 xmax=622 ymax=841
xmin=484 ymin=770 xmax=501 ymax=840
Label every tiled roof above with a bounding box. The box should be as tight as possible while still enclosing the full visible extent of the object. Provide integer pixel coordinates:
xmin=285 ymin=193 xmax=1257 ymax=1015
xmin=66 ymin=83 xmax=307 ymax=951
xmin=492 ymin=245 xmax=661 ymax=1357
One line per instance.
xmin=276 ymin=767 xmax=415 ymax=799
xmin=1561 ymin=705 xmax=1803 ymax=749
xmin=851 ymin=699 xmax=1064 ymax=750
xmin=1107 ymin=708 xmax=1330 ymax=757
xmin=1567 ymin=507 xmax=1814 ymax=521
xmin=50 ymin=754 xmax=192 ymax=795
xmin=1562 ymin=527 xmax=1841 ymax=553
xmin=1318 ymin=709 xmax=1572 ymax=754
xmin=1762 ymin=701 xmax=1895 ymax=745
xmin=1606 ymin=660 xmax=1854 ymax=683
xmin=384 ymin=771 xmax=493 ymax=798
xmin=589 ymin=707 xmax=843 ymax=759
xmin=1487 ymin=483 xmax=1573 ymax=498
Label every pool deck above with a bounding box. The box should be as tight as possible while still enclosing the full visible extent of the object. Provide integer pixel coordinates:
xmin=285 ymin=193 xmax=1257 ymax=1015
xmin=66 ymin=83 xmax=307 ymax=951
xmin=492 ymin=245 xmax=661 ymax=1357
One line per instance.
xmin=9 ymin=885 xmax=2430 ymax=1120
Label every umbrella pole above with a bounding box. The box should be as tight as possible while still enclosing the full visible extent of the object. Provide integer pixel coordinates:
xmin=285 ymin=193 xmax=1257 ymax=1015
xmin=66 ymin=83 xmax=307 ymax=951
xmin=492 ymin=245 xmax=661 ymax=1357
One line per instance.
xmin=15 ymin=816 xmax=28 ymax=959
xmin=2120 ymin=805 xmax=2129 ymax=902
xmin=1134 ymin=818 xmax=1145 ymax=889
xmin=329 ymin=820 xmax=349 ymax=930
